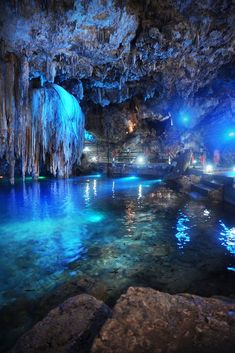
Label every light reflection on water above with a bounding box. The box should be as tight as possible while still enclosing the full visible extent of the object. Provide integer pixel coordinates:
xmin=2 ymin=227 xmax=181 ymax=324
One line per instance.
xmin=1 ymin=175 xmax=235 ymax=352
xmin=219 ymin=221 xmax=235 ymax=255
xmin=0 ymin=175 xmax=235 ymax=311
xmin=0 ymin=176 xmax=161 ymax=306
xmin=175 ymin=212 xmax=190 ymax=249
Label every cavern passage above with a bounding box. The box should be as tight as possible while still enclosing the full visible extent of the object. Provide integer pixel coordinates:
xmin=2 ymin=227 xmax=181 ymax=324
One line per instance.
xmin=1 ymin=1 xmax=235 ymax=353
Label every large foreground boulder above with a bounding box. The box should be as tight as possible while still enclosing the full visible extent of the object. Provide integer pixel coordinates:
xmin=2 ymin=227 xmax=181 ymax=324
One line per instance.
xmin=11 ymin=294 xmax=111 ymax=353
xmin=92 ymin=287 xmax=235 ymax=353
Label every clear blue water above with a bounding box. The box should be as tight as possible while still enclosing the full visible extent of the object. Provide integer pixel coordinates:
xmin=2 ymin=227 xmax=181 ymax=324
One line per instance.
xmin=0 ymin=175 xmax=235 ymax=351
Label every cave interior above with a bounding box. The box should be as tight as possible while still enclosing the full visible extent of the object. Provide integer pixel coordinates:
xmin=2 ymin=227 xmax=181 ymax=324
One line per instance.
xmin=1 ymin=1 xmax=235 ymax=353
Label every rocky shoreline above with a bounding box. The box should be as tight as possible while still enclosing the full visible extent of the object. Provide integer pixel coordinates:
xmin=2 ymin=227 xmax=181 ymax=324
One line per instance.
xmin=11 ymin=287 xmax=235 ymax=353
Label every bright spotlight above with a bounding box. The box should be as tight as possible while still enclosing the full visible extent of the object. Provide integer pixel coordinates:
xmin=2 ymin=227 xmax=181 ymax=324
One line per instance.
xmin=233 ymin=166 xmax=235 ymax=172
xmin=205 ymin=164 xmax=213 ymax=173
xmin=136 ymin=155 xmax=145 ymax=165
xmin=228 ymin=131 xmax=235 ymax=138
xmin=182 ymin=115 xmax=189 ymax=123
xmin=91 ymin=156 xmax=97 ymax=162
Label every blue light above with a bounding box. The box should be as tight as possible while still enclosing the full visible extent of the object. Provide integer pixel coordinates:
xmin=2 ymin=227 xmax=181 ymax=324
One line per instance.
xmin=179 ymin=110 xmax=190 ymax=126
xmin=85 ymin=130 xmax=95 ymax=142
xmin=228 ymin=131 xmax=235 ymax=138
xmin=219 ymin=221 xmax=235 ymax=255
xmin=175 ymin=212 xmax=190 ymax=249
xmin=227 ymin=267 xmax=235 ymax=272
xmin=87 ymin=174 xmax=101 ymax=178
xmin=182 ymin=115 xmax=189 ymax=122
xmin=119 ymin=176 xmax=139 ymax=181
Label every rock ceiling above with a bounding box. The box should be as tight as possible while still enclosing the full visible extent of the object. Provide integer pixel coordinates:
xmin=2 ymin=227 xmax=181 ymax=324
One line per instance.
xmin=1 ymin=0 xmax=235 ymax=112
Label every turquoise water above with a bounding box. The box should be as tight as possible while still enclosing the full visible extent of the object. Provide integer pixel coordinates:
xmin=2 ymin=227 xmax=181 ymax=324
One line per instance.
xmin=0 ymin=175 xmax=235 ymax=351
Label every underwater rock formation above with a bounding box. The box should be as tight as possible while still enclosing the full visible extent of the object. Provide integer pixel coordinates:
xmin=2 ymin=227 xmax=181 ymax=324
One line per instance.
xmin=11 ymin=294 xmax=111 ymax=353
xmin=92 ymin=287 xmax=235 ymax=353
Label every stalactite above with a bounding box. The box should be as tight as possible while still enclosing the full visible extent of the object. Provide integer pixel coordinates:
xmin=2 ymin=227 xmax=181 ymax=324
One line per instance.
xmin=5 ymin=53 xmax=17 ymax=184
xmin=30 ymin=84 xmax=84 ymax=178
xmin=0 ymin=50 xmax=84 ymax=182
xmin=17 ymin=51 xmax=30 ymax=180
xmin=98 ymin=88 xmax=102 ymax=104
xmin=0 ymin=62 xmax=7 ymax=158
xmin=132 ymin=49 xmax=137 ymax=66
xmin=49 ymin=60 xmax=57 ymax=83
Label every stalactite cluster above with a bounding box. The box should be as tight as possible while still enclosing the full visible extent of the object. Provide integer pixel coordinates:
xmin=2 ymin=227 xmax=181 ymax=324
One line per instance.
xmin=0 ymin=53 xmax=84 ymax=183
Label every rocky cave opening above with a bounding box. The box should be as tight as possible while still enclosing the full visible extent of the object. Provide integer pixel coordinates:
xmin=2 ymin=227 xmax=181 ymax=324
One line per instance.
xmin=0 ymin=1 xmax=235 ymax=353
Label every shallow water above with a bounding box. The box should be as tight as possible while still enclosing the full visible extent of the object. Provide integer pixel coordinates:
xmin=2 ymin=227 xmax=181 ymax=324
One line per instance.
xmin=0 ymin=175 xmax=235 ymax=351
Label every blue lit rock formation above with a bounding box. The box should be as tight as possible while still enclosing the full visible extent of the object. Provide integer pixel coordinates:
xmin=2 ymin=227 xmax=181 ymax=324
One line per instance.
xmin=0 ymin=53 xmax=84 ymax=182
xmin=31 ymin=84 xmax=84 ymax=178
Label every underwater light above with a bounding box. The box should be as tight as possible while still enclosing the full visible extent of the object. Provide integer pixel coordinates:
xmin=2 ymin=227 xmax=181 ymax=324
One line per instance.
xmin=38 ymin=176 xmax=46 ymax=180
xmin=136 ymin=155 xmax=145 ymax=165
xmin=205 ymin=164 xmax=213 ymax=173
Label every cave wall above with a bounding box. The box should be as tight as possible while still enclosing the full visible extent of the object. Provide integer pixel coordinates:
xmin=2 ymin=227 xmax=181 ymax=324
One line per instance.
xmin=0 ymin=0 xmax=235 ymax=176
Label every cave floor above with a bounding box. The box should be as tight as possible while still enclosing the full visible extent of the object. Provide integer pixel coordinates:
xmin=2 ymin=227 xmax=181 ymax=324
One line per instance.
xmin=0 ymin=175 xmax=235 ymax=351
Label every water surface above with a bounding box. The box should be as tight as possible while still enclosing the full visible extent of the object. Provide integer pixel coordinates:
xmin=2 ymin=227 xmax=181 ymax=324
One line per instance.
xmin=0 ymin=175 xmax=235 ymax=351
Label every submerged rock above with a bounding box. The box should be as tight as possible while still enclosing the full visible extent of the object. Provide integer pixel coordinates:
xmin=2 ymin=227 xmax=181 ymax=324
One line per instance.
xmin=92 ymin=287 xmax=235 ymax=353
xmin=11 ymin=294 xmax=111 ymax=353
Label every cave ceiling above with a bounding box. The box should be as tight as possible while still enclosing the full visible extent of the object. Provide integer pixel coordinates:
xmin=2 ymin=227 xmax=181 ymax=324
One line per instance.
xmin=0 ymin=0 xmax=235 ymax=127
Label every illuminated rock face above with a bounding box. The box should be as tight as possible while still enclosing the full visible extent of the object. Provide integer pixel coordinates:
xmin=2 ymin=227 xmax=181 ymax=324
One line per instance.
xmin=0 ymin=54 xmax=84 ymax=182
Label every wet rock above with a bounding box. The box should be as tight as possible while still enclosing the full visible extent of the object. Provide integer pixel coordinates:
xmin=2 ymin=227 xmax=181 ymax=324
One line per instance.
xmin=92 ymin=287 xmax=235 ymax=353
xmin=177 ymin=175 xmax=201 ymax=192
xmin=11 ymin=294 xmax=111 ymax=353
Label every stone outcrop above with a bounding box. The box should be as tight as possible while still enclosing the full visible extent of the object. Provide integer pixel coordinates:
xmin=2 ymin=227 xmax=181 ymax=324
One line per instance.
xmin=10 ymin=288 xmax=235 ymax=353
xmin=92 ymin=287 xmax=235 ymax=353
xmin=11 ymin=294 xmax=111 ymax=353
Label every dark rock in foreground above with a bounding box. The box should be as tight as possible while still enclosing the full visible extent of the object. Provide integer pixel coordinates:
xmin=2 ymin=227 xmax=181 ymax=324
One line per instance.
xmin=92 ymin=287 xmax=235 ymax=353
xmin=11 ymin=294 xmax=111 ymax=353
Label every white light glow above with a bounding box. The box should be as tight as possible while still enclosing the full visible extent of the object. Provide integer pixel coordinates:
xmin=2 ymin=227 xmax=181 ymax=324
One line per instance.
xmin=205 ymin=164 xmax=213 ymax=173
xmin=138 ymin=184 xmax=142 ymax=199
xmin=136 ymin=155 xmax=145 ymax=165
xmin=83 ymin=146 xmax=90 ymax=152
xmin=203 ymin=209 xmax=210 ymax=216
